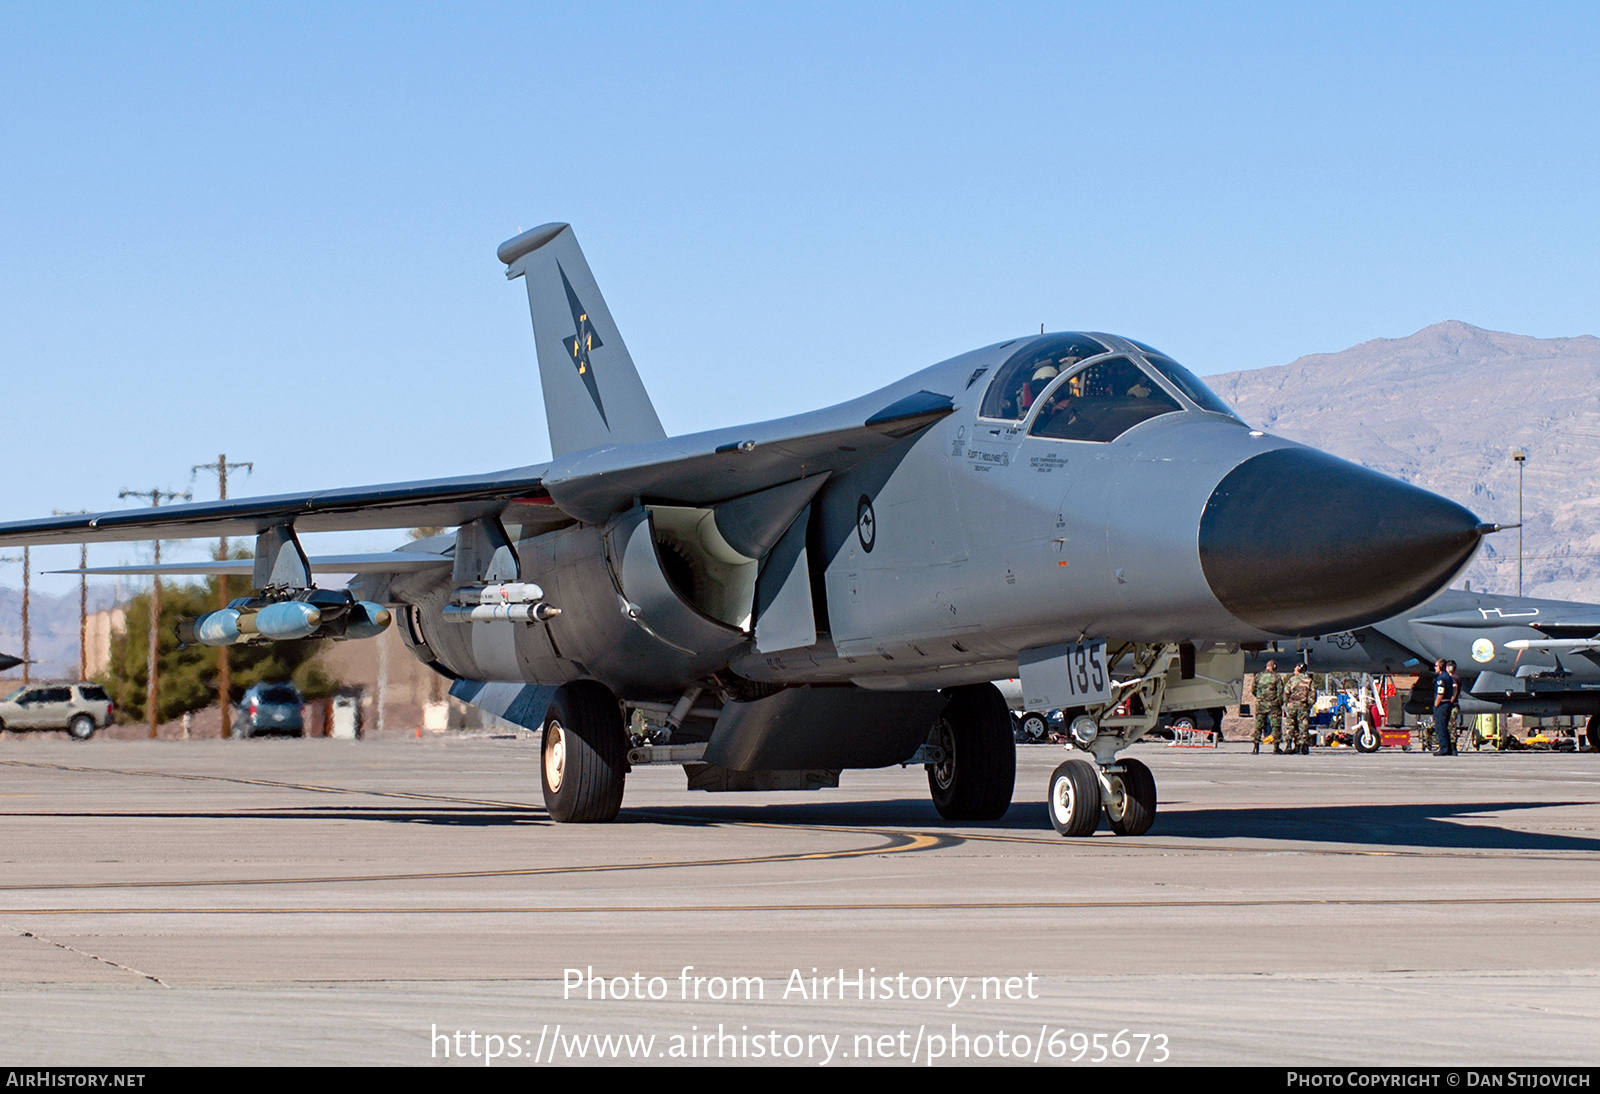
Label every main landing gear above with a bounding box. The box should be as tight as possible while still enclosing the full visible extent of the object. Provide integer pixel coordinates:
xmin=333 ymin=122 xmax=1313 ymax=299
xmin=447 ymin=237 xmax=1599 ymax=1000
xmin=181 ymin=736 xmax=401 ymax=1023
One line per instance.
xmin=1045 ymin=642 xmax=1177 ymax=838
xmin=540 ymin=681 xmax=628 ymax=823
xmin=927 ymin=683 xmax=1016 ymax=821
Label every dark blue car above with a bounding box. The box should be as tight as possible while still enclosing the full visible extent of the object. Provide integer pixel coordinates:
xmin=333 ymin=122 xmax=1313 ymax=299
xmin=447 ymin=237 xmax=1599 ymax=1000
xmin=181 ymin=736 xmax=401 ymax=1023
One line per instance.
xmin=237 ymin=682 xmax=305 ymax=738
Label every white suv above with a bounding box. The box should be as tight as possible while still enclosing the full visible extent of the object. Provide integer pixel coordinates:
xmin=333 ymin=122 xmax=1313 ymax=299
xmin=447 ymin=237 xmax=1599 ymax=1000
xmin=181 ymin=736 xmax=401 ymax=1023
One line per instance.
xmin=0 ymin=683 xmax=117 ymax=740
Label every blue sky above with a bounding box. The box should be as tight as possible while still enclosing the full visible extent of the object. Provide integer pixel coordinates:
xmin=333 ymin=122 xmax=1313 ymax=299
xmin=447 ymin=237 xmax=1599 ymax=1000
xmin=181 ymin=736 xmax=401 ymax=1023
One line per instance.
xmin=3 ymin=2 xmax=1598 ymax=590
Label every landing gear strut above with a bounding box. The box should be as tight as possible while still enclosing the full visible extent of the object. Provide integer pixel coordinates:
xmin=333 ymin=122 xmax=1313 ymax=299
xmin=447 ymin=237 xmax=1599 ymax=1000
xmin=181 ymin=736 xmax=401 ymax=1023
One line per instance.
xmin=1044 ymin=642 xmax=1176 ymax=838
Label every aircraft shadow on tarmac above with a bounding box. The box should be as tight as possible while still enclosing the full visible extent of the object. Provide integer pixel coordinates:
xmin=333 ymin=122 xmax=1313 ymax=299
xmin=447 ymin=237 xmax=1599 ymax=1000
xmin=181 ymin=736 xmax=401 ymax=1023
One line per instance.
xmin=1147 ymin=800 xmax=1600 ymax=852
xmin=26 ymin=800 xmax=1596 ymax=850
xmin=627 ymin=798 xmax=1600 ymax=853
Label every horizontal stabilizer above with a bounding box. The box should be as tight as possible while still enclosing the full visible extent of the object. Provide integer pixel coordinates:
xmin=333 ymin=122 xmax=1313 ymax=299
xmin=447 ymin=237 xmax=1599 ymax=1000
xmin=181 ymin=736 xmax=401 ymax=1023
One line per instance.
xmin=450 ymin=679 xmax=561 ymax=727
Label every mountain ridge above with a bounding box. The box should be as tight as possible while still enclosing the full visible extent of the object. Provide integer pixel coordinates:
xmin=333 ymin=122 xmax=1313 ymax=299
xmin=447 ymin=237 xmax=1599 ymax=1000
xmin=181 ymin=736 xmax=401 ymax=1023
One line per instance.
xmin=1207 ymin=320 xmax=1600 ymax=601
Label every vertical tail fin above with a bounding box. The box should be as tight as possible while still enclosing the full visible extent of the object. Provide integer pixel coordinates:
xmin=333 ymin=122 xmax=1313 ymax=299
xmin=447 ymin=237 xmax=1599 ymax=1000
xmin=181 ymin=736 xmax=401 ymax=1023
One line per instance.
xmin=498 ymin=223 xmax=667 ymax=457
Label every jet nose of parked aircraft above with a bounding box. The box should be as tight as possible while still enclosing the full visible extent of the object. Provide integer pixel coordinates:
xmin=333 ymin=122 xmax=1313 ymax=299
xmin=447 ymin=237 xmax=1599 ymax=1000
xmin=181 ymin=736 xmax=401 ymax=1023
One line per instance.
xmin=1198 ymin=447 xmax=1486 ymax=636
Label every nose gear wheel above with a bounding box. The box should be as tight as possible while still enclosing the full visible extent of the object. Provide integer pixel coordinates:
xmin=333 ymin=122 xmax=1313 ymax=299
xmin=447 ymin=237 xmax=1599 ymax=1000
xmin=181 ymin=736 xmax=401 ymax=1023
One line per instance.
xmin=1047 ymin=758 xmax=1101 ymax=836
xmin=1103 ymin=757 xmax=1156 ymax=836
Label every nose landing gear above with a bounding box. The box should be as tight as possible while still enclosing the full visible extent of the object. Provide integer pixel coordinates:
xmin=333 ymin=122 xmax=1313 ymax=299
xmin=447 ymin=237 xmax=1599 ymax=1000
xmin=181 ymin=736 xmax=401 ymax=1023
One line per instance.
xmin=1044 ymin=642 xmax=1174 ymax=837
xmin=1047 ymin=756 xmax=1157 ymax=836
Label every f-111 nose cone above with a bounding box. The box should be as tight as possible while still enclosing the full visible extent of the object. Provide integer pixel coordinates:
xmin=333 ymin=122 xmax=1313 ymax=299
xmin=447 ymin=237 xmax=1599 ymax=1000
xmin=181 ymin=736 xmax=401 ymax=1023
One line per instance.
xmin=1200 ymin=448 xmax=1484 ymax=636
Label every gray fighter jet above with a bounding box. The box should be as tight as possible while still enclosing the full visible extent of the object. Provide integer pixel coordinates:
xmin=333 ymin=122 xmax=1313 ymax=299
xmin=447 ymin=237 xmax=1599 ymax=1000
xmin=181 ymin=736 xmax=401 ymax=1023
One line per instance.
xmin=0 ymin=223 xmax=1495 ymax=835
xmin=1245 ymin=588 xmax=1600 ymax=751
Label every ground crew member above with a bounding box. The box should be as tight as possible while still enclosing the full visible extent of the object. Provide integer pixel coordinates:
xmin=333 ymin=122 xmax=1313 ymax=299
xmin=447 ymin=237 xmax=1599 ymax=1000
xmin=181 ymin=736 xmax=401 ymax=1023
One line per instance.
xmin=1434 ymin=658 xmax=1460 ymax=756
xmin=1281 ymin=663 xmax=1316 ymax=754
xmin=1251 ymin=660 xmax=1283 ymax=754
xmin=1419 ymin=661 xmax=1443 ymax=750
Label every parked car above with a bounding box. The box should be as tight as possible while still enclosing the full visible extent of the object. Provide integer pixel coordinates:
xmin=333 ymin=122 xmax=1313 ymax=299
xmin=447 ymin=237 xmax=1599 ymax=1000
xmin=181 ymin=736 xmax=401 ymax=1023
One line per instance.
xmin=0 ymin=683 xmax=116 ymax=740
xmin=236 ymin=682 xmax=306 ymax=738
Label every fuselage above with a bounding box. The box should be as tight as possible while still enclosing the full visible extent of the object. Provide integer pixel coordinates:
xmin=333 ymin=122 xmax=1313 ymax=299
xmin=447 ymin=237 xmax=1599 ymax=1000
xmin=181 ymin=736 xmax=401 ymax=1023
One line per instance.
xmin=391 ymin=331 xmax=1484 ymax=697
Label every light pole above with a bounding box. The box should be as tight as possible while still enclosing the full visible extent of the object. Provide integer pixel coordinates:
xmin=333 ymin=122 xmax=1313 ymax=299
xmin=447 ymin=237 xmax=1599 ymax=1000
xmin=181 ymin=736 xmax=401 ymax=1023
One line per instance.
xmin=1512 ymin=448 xmax=1526 ymax=596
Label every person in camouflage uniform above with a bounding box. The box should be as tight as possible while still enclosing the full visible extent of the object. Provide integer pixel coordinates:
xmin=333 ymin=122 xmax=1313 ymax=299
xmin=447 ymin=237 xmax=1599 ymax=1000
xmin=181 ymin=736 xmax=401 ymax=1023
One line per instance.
xmin=1280 ymin=663 xmax=1316 ymax=754
xmin=1419 ymin=661 xmax=1444 ymax=751
xmin=1251 ymin=660 xmax=1283 ymax=755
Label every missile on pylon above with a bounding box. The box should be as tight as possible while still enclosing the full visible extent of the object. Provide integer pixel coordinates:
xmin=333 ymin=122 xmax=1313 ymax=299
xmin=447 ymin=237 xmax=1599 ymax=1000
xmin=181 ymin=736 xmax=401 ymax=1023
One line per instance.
xmin=441 ymin=601 xmax=561 ymax=624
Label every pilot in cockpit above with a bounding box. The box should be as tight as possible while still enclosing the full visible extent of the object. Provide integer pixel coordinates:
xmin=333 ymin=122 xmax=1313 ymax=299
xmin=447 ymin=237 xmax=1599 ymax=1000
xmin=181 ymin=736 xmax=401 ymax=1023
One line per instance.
xmin=1031 ymin=358 xmax=1164 ymax=440
xmin=1015 ymin=364 xmax=1059 ymax=415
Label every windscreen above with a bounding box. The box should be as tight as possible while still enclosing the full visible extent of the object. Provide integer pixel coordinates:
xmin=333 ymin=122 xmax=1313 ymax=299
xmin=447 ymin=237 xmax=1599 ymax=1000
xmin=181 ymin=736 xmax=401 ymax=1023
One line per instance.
xmin=1028 ymin=356 xmax=1182 ymax=442
xmin=1127 ymin=340 xmax=1241 ymax=419
xmin=980 ymin=334 xmax=1111 ymax=420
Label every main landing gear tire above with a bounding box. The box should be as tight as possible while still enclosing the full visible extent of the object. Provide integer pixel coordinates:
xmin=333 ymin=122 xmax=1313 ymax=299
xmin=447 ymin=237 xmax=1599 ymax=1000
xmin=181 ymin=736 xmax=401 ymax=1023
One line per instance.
xmin=1019 ymin=712 xmax=1049 ymax=743
xmin=1354 ymin=721 xmax=1381 ymax=753
xmin=1587 ymin=714 xmax=1599 ymax=754
xmin=1047 ymin=758 xmax=1101 ymax=836
xmin=928 ymin=684 xmax=1016 ymax=821
xmin=541 ymin=682 xmax=628 ymax=823
xmin=1103 ymin=757 xmax=1156 ymax=836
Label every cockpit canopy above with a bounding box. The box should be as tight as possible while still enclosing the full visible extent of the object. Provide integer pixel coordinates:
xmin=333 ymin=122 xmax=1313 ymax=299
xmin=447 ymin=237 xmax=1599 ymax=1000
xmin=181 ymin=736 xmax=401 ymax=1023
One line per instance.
xmin=979 ymin=332 xmax=1241 ymax=441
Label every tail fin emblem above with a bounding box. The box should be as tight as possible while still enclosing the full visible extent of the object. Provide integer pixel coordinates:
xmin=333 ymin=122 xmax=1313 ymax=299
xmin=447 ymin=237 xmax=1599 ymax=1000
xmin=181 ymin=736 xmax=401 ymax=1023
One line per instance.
xmin=557 ymin=261 xmax=609 ymax=426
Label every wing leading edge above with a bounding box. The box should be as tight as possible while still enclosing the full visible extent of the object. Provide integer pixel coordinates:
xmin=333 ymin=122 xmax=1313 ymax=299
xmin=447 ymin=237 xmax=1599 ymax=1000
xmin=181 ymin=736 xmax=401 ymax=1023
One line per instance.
xmin=0 ymin=389 xmax=953 ymax=549
xmin=51 ymin=552 xmax=453 ymax=576
xmin=0 ymin=466 xmax=552 ymax=548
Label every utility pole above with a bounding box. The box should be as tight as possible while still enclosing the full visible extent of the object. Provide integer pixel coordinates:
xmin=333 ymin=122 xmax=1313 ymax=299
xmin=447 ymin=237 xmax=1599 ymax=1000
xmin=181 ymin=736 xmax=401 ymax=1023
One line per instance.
xmin=20 ymin=547 xmax=28 ymax=683
xmin=54 ymin=511 xmax=91 ymax=680
xmin=0 ymin=553 xmax=24 ymax=682
xmin=192 ymin=455 xmax=252 ymax=737
xmin=1512 ymin=448 xmax=1526 ymax=596
xmin=119 ymin=487 xmax=190 ymax=738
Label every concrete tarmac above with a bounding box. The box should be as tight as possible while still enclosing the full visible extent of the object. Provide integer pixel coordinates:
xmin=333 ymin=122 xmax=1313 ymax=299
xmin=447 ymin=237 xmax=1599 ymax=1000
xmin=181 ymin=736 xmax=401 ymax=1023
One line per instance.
xmin=0 ymin=735 xmax=1596 ymax=1066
